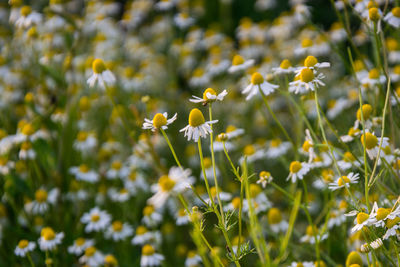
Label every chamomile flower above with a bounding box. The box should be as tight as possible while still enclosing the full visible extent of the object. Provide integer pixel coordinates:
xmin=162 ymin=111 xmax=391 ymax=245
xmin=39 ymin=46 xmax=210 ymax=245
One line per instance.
xmin=225 ymin=125 xmax=245 ymax=139
xmin=15 ymin=6 xmax=42 ymax=28
xmin=340 ymin=127 xmax=361 ymax=143
xmin=108 ymin=188 xmax=131 ymax=202
xmin=176 ymin=208 xmax=190 ymax=226
xmin=148 ymin=166 xmax=194 ymax=208
xmin=289 ymin=67 xmax=325 ymax=94
xmin=337 ymin=152 xmax=361 ymax=170
xmin=228 ymin=55 xmax=254 ymax=73
xmin=79 ymin=246 xmax=104 ymax=267
xmin=382 ymin=217 xmax=400 ymax=239
xmin=180 ymin=108 xmax=218 ymax=142
xmin=347 ymin=203 xmax=378 ymax=233
xmin=328 ymin=173 xmax=360 ymax=191
xmin=69 ymin=164 xmax=99 ymax=183
xmin=361 ymin=68 xmax=386 ymax=88
xmin=80 ymin=207 xmax=112 ymax=233
xmin=142 ymin=113 xmax=177 ymax=132
xmin=38 ymin=227 xmax=64 ymax=251
xmin=25 ymin=188 xmax=59 ymax=215
xmin=18 ymin=141 xmax=36 ymax=160
xmin=174 ymin=12 xmax=195 ymax=29
xmin=272 ymin=59 xmax=295 ymax=75
xmin=266 ymin=138 xmax=291 ymax=158
xmin=131 ymin=226 xmax=161 ymax=246
xmin=14 ymin=240 xmax=36 ymax=257
xmin=105 ymin=221 xmax=133 ymax=241
xmin=360 ymin=131 xmax=389 ymax=160
xmin=0 ymin=157 xmax=15 ymax=175
xmin=140 ymin=244 xmax=164 ymax=267
xmin=249 ymin=184 xmax=271 ymax=213
xmin=299 ymin=225 xmax=328 ymax=244
xmin=105 ymin=160 xmax=130 ymax=180
xmin=87 ymin=58 xmax=116 ymax=89
xmin=242 ymin=72 xmax=278 ymax=100
xmin=384 ymin=7 xmax=400 ymax=28
xmin=189 ymin=88 xmax=228 ymax=104
xmin=267 ymin=208 xmax=289 ymax=233
xmin=68 ymin=238 xmax=95 ymax=255
xmin=185 ymin=251 xmax=202 ymax=267
xmin=370 ymin=205 xmax=400 ymax=227
xmin=287 ymin=161 xmax=311 ymax=183
xmin=257 ymin=171 xmax=273 ymax=188
xmin=74 ymin=131 xmax=97 ymax=153
xmin=142 ymin=205 xmax=163 ymax=227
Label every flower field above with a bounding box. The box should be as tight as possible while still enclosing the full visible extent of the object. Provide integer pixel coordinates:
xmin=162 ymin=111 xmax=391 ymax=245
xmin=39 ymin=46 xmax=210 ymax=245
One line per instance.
xmin=1 ymin=0 xmax=400 ymax=266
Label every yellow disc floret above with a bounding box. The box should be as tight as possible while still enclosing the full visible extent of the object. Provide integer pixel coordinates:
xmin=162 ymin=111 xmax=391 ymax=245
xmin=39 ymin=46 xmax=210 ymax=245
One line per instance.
xmin=153 ymin=113 xmax=167 ymax=129
xmin=280 ymin=59 xmax=291 ymax=69
xmin=142 ymin=244 xmax=155 ymax=256
xmin=361 ymin=132 xmax=377 ymax=149
xmin=369 ymin=7 xmax=380 ymax=21
xmin=338 ymin=176 xmax=350 ymax=186
xmin=267 ymin=208 xmax=282 ymax=224
xmin=356 ymin=212 xmax=369 ymax=224
xmin=290 ymin=161 xmax=302 ymax=173
xmin=203 ymin=88 xmax=217 ymax=100
xmin=188 ymin=108 xmax=205 ymax=127
xmin=251 ymin=72 xmax=264 ymax=85
xmin=41 ymin=227 xmax=55 ymax=241
xmin=159 ymin=175 xmax=175 ymax=192
xmin=356 ymin=104 xmax=373 ymax=121
xmin=18 ymin=240 xmax=29 ymax=249
xmin=304 ymin=55 xmax=318 ymax=67
xmin=392 ymin=7 xmax=400 ymax=17
xmin=92 ymin=59 xmax=106 ymax=74
xmin=232 ymin=55 xmax=244 ymax=66
xmin=35 ymin=189 xmax=48 ymax=203
xmin=300 ymin=68 xmax=314 ymax=83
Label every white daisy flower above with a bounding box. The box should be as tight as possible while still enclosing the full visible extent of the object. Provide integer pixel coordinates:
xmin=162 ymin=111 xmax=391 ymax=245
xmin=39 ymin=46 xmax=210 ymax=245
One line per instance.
xmin=189 ymin=88 xmax=228 ymax=104
xmin=266 ymin=138 xmax=291 ymax=159
xmin=142 ymin=205 xmax=163 ymax=227
xmin=38 ymin=227 xmax=64 ymax=251
xmin=185 ymin=251 xmax=202 ymax=267
xmin=18 ymin=141 xmax=36 ymax=160
xmin=73 ymin=131 xmax=97 ymax=153
xmin=327 ymin=210 xmax=347 ymax=229
xmin=25 ymin=188 xmax=59 ymax=215
xmin=176 ymin=208 xmax=190 ymax=226
xmin=382 ymin=217 xmax=400 ymax=240
xmin=328 ymin=172 xmax=360 ymax=191
xmin=361 ymin=68 xmax=386 ymax=88
xmin=0 ymin=157 xmax=15 ymax=175
xmin=174 ymin=12 xmax=195 ymax=29
xmin=272 ymin=59 xmax=295 ymax=75
xmin=15 ymin=6 xmax=42 ymax=28
xmin=68 ymin=238 xmax=95 ymax=255
xmin=108 ymin=188 xmax=131 ymax=202
xmin=105 ymin=160 xmax=130 ymax=180
xmin=69 ymin=164 xmax=99 ymax=183
xmin=257 ymin=171 xmax=273 ymax=188
xmin=289 ymin=261 xmax=314 ymax=267
xmin=142 ymin=112 xmax=177 ymax=132
xmin=131 ymin=226 xmax=161 ymax=246
xmin=360 ymin=131 xmax=389 ymax=160
xmin=105 ymin=221 xmax=133 ymax=241
xmin=180 ymin=108 xmax=218 ymax=142
xmin=228 ymin=55 xmax=255 ymax=73
xmin=79 ymin=246 xmax=104 ymax=267
xmin=337 ymin=152 xmax=361 ymax=171
xmin=287 ymin=161 xmax=311 ymax=183
xmin=225 ymin=125 xmax=245 ymax=140
xmin=267 ymin=208 xmax=289 ymax=233
xmin=370 ymin=205 xmax=400 ymax=228
xmin=80 ymin=207 xmax=112 ymax=233
xmin=140 ymin=244 xmax=164 ymax=267
xmin=299 ymin=225 xmax=328 ymax=244
xmin=384 ymin=7 xmax=400 ymax=28
xmin=340 ymin=127 xmax=361 ymax=143
xmin=148 ymin=166 xmax=194 ymax=209
xmin=123 ymin=171 xmax=149 ymax=194
xmin=14 ymin=240 xmax=36 ymax=257
xmin=289 ymin=67 xmax=325 ymax=94
xmin=87 ymin=58 xmax=116 ymax=89
xmin=347 ymin=202 xmax=378 ymax=233
xmin=242 ymin=72 xmax=278 ymax=100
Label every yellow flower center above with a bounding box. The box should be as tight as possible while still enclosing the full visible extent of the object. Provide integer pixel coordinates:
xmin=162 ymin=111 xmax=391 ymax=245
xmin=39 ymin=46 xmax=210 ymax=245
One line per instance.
xmin=112 ymin=221 xmax=123 ymax=232
xmin=159 ymin=175 xmax=175 ymax=191
xmin=297 ymin=263 xmax=304 ymax=267
xmin=376 ymin=208 xmax=391 ymax=221
xmin=301 ymin=38 xmax=313 ymax=48
xmin=18 ymin=240 xmax=29 ymax=249
xmin=386 ymin=217 xmax=400 ymax=228
xmin=306 ymin=225 xmax=317 ymax=236
xmin=347 ymin=127 xmax=360 ymax=137
xmin=226 ymin=125 xmax=237 ymax=133
xmin=129 ymin=171 xmax=137 ymax=181
xmin=21 ymin=6 xmax=31 ymax=16
xmin=104 ymin=255 xmax=118 ymax=265
xmin=77 ymin=132 xmax=88 ymax=141
xmin=203 ymin=157 xmax=212 ymax=169
xmin=270 ymin=138 xmax=281 ymax=147
xmin=21 ymin=141 xmax=32 ymax=150
xmin=92 ymin=59 xmax=106 ymax=74
xmin=289 ymin=161 xmax=302 ymax=173
xmin=85 ymin=246 xmax=96 ymax=257
xmin=178 ymin=208 xmax=186 ymax=217
xmin=111 ymin=161 xmax=122 ymax=170
xmin=302 ymin=140 xmax=313 ymax=152
xmin=232 ymin=55 xmax=244 ymax=66
xmin=392 ymin=7 xmax=400 ymax=17
xmin=356 ymin=212 xmax=369 ymax=224
xmin=337 ymin=176 xmax=350 ymax=186
xmin=304 ymin=55 xmax=318 ymax=67
xmin=300 ymin=68 xmax=314 ymax=83
xmin=267 ymin=208 xmax=282 ymax=224
xmin=259 ymin=171 xmax=271 ymax=179
xmin=343 ymin=152 xmax=356 ymax=162
xmin=394 ymin=65 xmax=400 ymax=75
xmin=41 ymin=227 xmax=55 ymax=241
xmin=356 ymin=104 xmax=373 ymax=121
xmin=152 ymin=113 xmax=167 ymax=129
xmin=249 ymin=184 xmax=262 ymax=198
xmin=76 ymin=238 xmax=86 ymax=246
xmin=322 ymin=169 xmax=334 ymax=182
xmin=361 ymin=132 xmax=378 ymax=149
xmin=244 ymin=144 xmax=255 ymax=156
xmin=35 ymin=189 xmax=48 ymax=203
xmin=188 ymin=108 xmax=205 ymax=127
xmin=280 ymin=59 xmax=291 ymax=69
xmin=251 ymin=72 xmax=264 ymax=85
xmin=79 ymin=96 xmax=90 ymax=111
xmin=22 ymin=124 xmax=34 ymax=136
xmin=369 ymin=7 xmax=380 ymax=21
xmin=143 ymin=205 xmax=155 ymax=216
xmin=203 ymin=88 xmax=217 ymax=100
xmin=79 ymin=164 xmax=89 ymax=173
xmin=91 ymin=214 xmax=100 ymax=222
xmin=232 ymin=197 xmax=241 ymax=209
xmin=368 ymin=68 xmax=379 ymax=79
xmin=346 ymin=251 xmax=363 ymax=267
xmin=136 ymin=226 xmax=147 ymax=235
xmin=142 ymin=244 xmax=155 ymax=256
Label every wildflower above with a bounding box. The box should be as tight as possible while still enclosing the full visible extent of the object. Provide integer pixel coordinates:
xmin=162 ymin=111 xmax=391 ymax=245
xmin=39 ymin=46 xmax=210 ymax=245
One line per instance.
xmin=300 ymin=129 xmax=315 ymax=163
xmin=38 ymin=227 xmax=64 ymax=251
xmin=14 ymin=240 xmax=36 ymax=257
xmin=287 ymin=161 xmax=311 ymax=183
xmin=200 ymin=157 xmax=220 ymax=183
xmin=347 ymin=203 xmax=378 ymax=233
xmin=340 ymin=127 xmax=361 ymax=143
xmin=87 ymin=58 xmax=116 ymax=89
xmin=242 ymin=72 xmax=278 ymax=100
xmin=225 ymin=125 xmax=245 ymax=139
xmin=239 ymin=144 xmax=265 ymax=164
xmin=68 ymin=238 xmax=95 ymax=255
xmin=328 ymin=172 xmax=360 ymax=191
xmin=180 ymin=108 xmax=218 ymax=142
xmin=140 ymin=244 xmax=164 ymax=267
xmin=142 ymin=205 xmax=163 ymax=227
xmin=174 ymin=12 xmax=195 ymax=29
xmin=266 ymin=138 xmax=291 ymax=158
xmin=105 ymin=160 xmax=129 ymax=180
xmin=25 ymin=188 xmax=59 ymax=215
xmin=108 ymin=188 xmax=131 ymax=202
xmin=69 ymin=164 xmax=99 ymax=183
xmin=337 ymin=152 xmax=361 ymax=170
xmin=19 ymin=141 xmax=35 ymax=160
xmin=249 ymin=184 xmax=271 ymax=213
xmin=300 ymin=225 xmax=328 ymax=244
xmin=79 ymin=246 xmax=104 ymax=267
xmin=272 ymin=59 xmax=295 ymax=75
xmin=361 ymin=68 xmax=386 ymax=88
xmin=228 ymin=55 xmax=254 ymax=73
xmin=257 ymin=171 xmax=273 ymax=188
xmin=80 ymin=207 xmax=112 ymax=233
xmin=185 ymin=250 xmax=202 ymax=267
xmin=267 ymin=208 xmax=288 ymax=233
xmin=346 ymin=251 xmax=363 ymax=267
xmin=289 ymin=67 xmax=325 ymax=94
xmin=104 ymin=254 xmax=118 ymax=267
xmin=131 ymin=226 xmax=161 ymax=245
xmin=105 ymin=221 xmax=133 ymax=241
xmin=176 ymin=208 xmax=190 ymax=226
xmin=189 ymin=87 xmax=228 ymax=104
xmin=73 ymin=131 xmax=97 ymax=153
xmin=382 ymin=217 xmax=400 ymax=239
xmin=142 ymin=113 xmax=177 ymax=132
xmin=370 ymin=204 xmax=400 ymax=227
xmin=148 ymin=167 xmax=194 ymax=208
xmin=360 ymin=131 xmax=389 ymax=160
xmin=15 ymin=5 xmax=42 ymax=28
